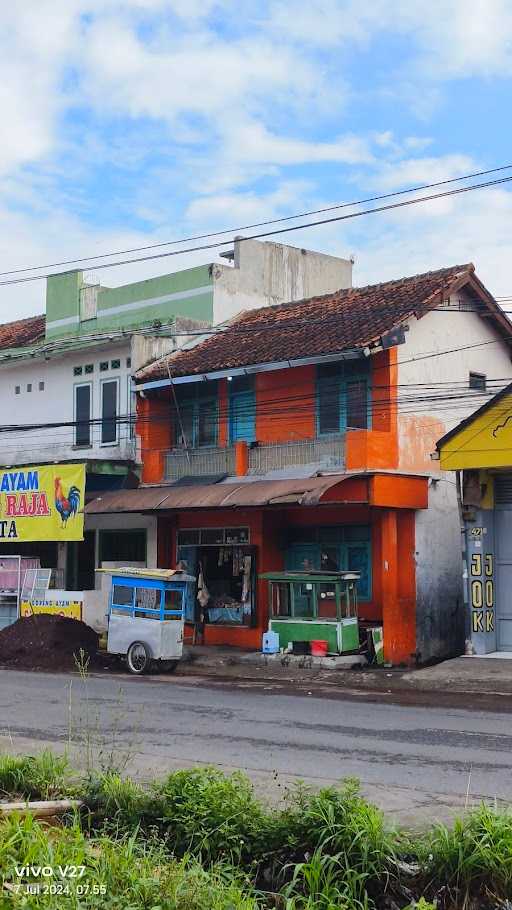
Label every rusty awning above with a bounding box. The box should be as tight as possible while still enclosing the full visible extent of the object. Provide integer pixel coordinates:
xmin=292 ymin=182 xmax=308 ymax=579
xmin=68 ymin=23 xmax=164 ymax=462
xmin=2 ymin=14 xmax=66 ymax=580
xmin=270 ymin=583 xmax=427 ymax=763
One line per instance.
xmin=85 ymin=471 xmax=428 ymax=514
xmin=85 ymin=474 xmax=366 ymax=513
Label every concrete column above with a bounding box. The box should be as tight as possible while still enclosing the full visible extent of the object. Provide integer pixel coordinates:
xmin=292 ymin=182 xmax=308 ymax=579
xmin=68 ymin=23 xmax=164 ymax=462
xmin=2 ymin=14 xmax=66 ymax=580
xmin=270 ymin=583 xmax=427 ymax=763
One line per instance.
xmin=381 ymin=509 xmax=416 ymax=665
xmin=235 ymin=441 xmax=249 ymax=476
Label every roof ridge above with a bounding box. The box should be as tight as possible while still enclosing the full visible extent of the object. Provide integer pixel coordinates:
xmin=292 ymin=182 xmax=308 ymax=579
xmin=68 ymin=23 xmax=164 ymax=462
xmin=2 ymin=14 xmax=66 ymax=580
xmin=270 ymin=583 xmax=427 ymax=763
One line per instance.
xmin=235 ymin=262 xmax=475 ymax=322
xmin=136 ymin=261 xmax=505 ymax=385
xmin=0 ymin=312 xmax=45 ymax=328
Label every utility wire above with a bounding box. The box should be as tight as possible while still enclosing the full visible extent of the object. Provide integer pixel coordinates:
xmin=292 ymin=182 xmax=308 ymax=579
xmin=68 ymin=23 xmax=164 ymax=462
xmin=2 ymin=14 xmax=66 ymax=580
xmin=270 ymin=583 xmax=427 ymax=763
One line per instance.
xmin=1 ymin=174 xmax=512 ymax=288
xmin=0 ymin=387 xmax=507 ymax=444
xmin=138 ymin=336 xmax=512 ymax=385
xmin=1 ymin=163 xmax=511 ymax=279
xmin=0 ymin=368 xmax=508 ymax=444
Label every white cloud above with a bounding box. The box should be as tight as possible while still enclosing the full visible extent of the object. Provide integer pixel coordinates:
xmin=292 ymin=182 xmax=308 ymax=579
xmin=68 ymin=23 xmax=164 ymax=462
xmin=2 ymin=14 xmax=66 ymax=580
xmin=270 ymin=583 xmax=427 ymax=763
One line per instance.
xmin=220 ymin=122 xmax=373 ymax=167
xmin=370 ymin=154 xmax=477 ymax=190
xmin=78 ymin=19 xmax=325 ymax=124
xmin=269 ymin=0 xmax=512 ymax=78
xmin=404 ymin=136 xmax=433 ymax=151
xmin=0 ymin=3 xmax=79 ymax=174
xmin=185 ymin=179 xmax=314 ymax=226
xmin=348 ymin=185 xmax=512 ymax=295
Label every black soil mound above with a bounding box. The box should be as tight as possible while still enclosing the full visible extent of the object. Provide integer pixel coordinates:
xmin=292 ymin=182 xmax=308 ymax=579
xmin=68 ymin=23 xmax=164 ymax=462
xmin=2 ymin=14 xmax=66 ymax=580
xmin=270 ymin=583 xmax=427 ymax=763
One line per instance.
xmin=0 ymin=614 xmax=99 ymax=671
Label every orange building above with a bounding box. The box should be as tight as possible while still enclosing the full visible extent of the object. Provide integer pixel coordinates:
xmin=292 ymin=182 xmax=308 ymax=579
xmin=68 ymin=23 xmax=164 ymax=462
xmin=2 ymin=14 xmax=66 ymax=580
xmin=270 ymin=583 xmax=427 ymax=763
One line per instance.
xmin=86 ymin=262 xmax=512 ymax=665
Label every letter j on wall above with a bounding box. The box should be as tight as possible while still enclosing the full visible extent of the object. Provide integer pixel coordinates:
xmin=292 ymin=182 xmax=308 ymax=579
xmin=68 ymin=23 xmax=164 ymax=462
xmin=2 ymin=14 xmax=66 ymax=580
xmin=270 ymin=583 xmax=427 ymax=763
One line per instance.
xmin=0 ymin=464 xmax=85 ymax=542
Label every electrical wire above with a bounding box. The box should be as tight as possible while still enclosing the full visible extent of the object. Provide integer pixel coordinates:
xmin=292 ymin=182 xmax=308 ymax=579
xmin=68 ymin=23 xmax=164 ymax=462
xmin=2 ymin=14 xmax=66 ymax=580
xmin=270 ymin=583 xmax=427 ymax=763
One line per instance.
xmin=4 ymin=298 xmax=509 ymax=366
xmin=0 ymin=384 xmax=508 ymax=450
xmin=1 ymin=163 xmax=512 ymax=279
xmin=138 ymin=336 xmax=512 ymax=386
xmin=1 ymin=174 xmax=512 ymax=288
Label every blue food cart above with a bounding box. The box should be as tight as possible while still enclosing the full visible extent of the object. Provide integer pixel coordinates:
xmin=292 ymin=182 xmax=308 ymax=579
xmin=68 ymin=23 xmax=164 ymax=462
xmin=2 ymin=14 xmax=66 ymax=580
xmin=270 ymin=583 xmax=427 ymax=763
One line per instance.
xmin=103 ymin=567 xmax=195 ymax=674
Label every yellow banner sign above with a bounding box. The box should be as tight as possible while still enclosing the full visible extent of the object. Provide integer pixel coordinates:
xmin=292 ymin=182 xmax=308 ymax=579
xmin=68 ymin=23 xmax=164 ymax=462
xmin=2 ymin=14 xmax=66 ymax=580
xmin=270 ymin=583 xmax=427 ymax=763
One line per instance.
xmin=0 ymin=464 xmax=85 ymax=542
xmin=21 ymin=600 xmax=83 ymax=620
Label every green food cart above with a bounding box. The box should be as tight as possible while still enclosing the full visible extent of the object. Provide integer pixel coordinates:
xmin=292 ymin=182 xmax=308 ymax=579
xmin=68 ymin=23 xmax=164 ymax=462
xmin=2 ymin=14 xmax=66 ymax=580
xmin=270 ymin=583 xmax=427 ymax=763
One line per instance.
xmin=261 ymin=570 xmax=360 ymax=654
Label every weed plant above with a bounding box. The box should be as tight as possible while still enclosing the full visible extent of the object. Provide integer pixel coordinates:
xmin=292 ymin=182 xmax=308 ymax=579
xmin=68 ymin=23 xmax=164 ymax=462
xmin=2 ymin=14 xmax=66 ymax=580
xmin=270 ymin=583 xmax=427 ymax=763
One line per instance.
xmin=0 ymin=812 xmax=260 ymax=910
xmin=2 ymin=755 xmax=512 ymax=908
xmin=0 ymin=751 xmax=70 ymax=800
xmin=417 ymin=802 xmax=512 ymax=904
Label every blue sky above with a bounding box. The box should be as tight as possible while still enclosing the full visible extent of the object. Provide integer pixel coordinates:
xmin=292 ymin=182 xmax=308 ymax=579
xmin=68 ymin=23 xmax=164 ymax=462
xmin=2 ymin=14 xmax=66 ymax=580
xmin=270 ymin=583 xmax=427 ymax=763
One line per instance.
xmin=2 ymin=0 xmax=512 ymax=319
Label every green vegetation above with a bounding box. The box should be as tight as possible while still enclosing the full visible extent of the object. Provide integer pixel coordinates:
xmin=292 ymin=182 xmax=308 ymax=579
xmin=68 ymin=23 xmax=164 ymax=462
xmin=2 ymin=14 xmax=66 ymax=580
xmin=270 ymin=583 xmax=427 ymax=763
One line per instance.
xmin=0 ymin=813 xmax=259 ymax=909
xmin=419 ymin=802 xmax=512 ymax=902
xmin=0 ymin=751 xmax=70 ymax=800
xmin=0 ymin=754 xmax=512 ymax=908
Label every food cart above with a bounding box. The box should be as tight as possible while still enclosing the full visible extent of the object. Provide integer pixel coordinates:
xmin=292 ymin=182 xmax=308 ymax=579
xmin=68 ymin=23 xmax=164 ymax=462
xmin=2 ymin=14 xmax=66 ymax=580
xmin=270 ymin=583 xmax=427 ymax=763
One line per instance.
xmin=261 ymin=569 xmax=360 ymax=654
xmin=103 ymin=567 xmax=195 ymax=674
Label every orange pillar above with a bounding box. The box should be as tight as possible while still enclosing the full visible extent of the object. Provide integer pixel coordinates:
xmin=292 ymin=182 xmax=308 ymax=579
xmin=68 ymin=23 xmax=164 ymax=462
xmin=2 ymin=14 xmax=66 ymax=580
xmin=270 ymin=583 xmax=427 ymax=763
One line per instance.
xmin=137 ymin=394 xmax=172 ymax=484
xmin=381 ymin=510 xmax=416 ymax=665
xmin=235 ymin=441 xmax=249 ymax=476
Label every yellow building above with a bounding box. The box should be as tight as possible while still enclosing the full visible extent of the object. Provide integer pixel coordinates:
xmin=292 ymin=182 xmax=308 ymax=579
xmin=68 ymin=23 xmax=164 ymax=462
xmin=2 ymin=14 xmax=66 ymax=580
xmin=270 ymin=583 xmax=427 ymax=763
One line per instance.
xmin=437 ymin=384 xmax=512 ymax=655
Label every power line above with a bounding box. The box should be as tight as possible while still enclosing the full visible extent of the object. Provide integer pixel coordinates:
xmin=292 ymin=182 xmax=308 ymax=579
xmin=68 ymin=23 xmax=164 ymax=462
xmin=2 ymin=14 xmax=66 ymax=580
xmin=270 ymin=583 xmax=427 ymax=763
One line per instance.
xmin=1 ymin=163 xmax=511 ymax=279
xmin=0 ymin=384 xmax=507 ymax=447
xmin=138 ymin=336 xmax=512 ymax=386
xmin=0 ymin=365 xmax=507 ymax=454
xmin=4 ymin=298 xmax=510 ymax=372
xmin=1 ymin=174 xmax=512 ymax=289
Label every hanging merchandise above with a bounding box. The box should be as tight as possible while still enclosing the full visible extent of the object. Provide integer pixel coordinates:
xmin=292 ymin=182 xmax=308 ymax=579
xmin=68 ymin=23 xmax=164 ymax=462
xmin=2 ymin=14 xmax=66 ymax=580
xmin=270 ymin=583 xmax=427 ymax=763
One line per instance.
xmin=242 ymin=555 xmax=252 ymax=603
xmin=197 ymin=562 xmax=210 ymax=609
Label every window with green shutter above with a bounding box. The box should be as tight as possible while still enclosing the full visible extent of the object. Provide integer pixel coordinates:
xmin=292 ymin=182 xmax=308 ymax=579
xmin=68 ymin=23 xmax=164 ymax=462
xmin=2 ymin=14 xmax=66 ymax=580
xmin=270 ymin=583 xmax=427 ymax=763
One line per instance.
xmin=317 ymin=362 xmax=371 ymax=434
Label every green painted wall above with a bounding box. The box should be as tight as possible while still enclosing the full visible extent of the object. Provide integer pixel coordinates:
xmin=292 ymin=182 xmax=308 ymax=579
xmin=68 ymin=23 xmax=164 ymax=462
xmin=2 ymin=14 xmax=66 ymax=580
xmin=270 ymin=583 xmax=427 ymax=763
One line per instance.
xmin=45 ymin=272 xmax=81 ymax=326
xmin=45 ymin=266 xmax=214 ymax=340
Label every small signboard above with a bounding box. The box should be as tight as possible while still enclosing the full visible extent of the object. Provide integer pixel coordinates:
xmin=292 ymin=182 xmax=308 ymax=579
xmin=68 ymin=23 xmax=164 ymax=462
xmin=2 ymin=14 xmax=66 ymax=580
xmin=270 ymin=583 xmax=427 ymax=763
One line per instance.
xmin=20 ymin=593 xmax=83 ymax=621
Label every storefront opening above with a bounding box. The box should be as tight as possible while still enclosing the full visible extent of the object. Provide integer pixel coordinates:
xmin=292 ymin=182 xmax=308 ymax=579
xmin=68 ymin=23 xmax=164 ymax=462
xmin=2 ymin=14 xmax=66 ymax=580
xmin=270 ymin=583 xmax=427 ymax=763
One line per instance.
xmin=177 ymin=527 xmax=255 ymax=626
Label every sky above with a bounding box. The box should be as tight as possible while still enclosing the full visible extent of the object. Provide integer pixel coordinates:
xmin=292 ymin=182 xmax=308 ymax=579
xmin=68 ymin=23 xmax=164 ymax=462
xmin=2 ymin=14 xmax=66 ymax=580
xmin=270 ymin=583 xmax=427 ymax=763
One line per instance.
xmin=2 ymin=0 xmax=512 ymax=319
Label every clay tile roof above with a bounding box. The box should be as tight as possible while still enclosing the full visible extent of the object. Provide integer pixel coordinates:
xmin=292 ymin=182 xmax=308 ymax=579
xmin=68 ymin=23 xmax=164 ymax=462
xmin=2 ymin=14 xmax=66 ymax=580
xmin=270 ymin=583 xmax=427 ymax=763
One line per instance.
xmin=0 ymin=314 xmax=45 ymax=351
xmin=136 ymin=263 xmax=505 ymax=383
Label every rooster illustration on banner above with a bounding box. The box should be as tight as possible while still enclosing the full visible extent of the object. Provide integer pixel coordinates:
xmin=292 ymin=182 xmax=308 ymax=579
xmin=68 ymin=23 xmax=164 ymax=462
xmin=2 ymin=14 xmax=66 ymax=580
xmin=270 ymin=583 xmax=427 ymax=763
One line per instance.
xmin=54 ymin=477 xmax=81 ymax=527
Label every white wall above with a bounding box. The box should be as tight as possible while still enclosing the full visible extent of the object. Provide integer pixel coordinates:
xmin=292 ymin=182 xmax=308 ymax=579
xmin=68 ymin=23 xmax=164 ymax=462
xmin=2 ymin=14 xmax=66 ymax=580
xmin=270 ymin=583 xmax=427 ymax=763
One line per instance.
xmin=131 ymin=316 xmax=210 ymax=373
xmin=85 ymin=512 xmax=158 ymax=568
xmin=397 ymin=290 xmax=512 ymax=661
xmin=82 ymin=512 xmax=157 ymax=631
xmin=211 ymin=239 xmax=353 ymax=323
xmin=0 ymin=341 xmax=135 ymax=466
xmin=398 ymin=291 xmax=512 ymax=474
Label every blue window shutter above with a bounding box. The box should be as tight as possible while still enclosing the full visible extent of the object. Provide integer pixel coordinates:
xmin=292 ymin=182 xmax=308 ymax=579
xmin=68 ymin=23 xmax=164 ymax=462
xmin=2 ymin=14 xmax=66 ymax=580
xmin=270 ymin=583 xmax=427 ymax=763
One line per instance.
xmin=229 ymin=384 xmax=255 ymax=443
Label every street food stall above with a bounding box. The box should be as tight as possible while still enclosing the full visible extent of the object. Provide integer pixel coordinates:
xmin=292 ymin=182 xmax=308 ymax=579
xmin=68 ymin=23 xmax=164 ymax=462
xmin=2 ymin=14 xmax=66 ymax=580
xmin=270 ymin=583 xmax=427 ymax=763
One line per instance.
xmin=261 ymin=569 xmax=360 ymax=654
xmin=103 ymin=567 xmax=195 ymax=674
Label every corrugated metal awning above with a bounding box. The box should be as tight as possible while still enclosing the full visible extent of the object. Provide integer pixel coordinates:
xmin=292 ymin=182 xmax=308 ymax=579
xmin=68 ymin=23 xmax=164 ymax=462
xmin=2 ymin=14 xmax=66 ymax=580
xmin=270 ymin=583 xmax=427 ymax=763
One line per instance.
xmin=85 ymin=474 xmax=367 ymax=514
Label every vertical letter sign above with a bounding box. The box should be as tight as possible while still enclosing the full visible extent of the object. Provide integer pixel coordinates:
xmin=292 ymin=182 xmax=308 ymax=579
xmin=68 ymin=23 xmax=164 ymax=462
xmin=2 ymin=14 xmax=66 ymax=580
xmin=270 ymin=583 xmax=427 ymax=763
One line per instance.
xmin=470 ymin=539 xmax=495 ymax=635
xmin=0 ymin=464 xmax=85 ymax=542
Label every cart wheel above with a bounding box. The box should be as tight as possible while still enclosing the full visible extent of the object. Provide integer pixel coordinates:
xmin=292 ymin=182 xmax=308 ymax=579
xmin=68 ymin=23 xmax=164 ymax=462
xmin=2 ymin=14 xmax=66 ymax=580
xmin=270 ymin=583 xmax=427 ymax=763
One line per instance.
xmin=126 ymin=641 xmax=151 ymax=675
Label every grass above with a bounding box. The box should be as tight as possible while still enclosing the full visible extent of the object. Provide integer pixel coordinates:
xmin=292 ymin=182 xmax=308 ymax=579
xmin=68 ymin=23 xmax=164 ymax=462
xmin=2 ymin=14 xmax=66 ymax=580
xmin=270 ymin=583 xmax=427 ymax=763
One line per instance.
xmin=1 ymin=754 xmax=512 ymax=908
xmin=417 ymin=802 xmax=512 ymax=903
xmin=0 ymin=751 xmax=70 ymax=800
xmin=282 ymin=849 xmax=373 ymax=909
xmin=277 ymin=779 xmax=398 ymax=889
xmin=0 ymin=813 xmax=260 ymax=909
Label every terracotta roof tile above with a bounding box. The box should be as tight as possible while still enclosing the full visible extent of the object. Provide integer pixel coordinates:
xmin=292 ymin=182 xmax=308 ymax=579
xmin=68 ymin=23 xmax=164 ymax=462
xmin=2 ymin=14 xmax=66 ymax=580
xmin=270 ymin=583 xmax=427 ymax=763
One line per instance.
xmin=0 ymin=314 xmax=45 ymax=351
xmin=136 ymin=263 xmax=504 ymax=382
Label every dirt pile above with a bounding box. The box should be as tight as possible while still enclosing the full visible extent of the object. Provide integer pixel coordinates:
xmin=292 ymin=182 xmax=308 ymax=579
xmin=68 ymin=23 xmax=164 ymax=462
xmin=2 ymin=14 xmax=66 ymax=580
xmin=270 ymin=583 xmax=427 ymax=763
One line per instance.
xmin=0 ymin=614 xmax=99 ymax=671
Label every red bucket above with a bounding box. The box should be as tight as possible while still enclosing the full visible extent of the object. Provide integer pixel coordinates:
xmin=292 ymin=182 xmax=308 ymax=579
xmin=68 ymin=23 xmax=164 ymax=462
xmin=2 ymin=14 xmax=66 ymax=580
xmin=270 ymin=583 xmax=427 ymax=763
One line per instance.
xmin=310 ymin=640 xmax=328 ymax=657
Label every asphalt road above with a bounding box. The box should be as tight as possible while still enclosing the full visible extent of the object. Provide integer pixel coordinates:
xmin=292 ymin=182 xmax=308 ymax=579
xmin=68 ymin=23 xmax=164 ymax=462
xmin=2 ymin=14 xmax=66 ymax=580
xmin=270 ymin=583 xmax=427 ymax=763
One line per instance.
xmin=1 ymin=667 xmax=512 ymax=826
